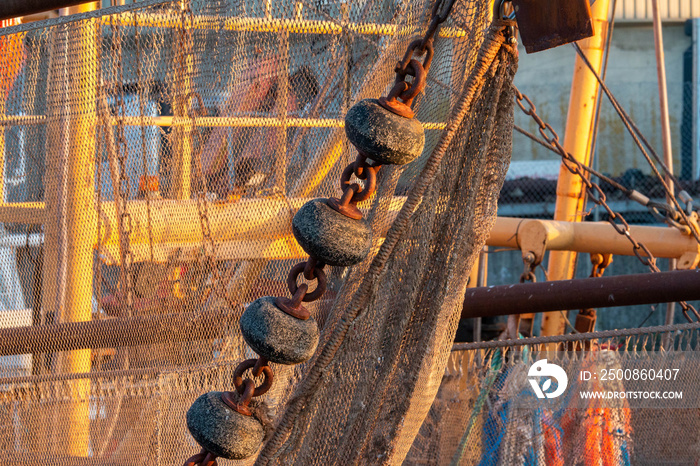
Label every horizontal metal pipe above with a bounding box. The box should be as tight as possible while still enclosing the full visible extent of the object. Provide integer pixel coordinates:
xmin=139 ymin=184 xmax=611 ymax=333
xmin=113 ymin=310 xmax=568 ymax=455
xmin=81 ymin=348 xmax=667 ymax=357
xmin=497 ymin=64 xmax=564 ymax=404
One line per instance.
xmin=0 ymin=201 xmax=696 ymax=264
xmin=0 ymin=114 xmax=448 ymax=131
xmin=0 ymin=271 xmax=696 ymax=356
xmin=0 ymin=307 xmax=241 ymax=356
xmin=462 ymin=269 xmax=700 ymax=318
xmin=491 ymin=217 xmax=700 ymax=263
xmin=0 ymin=0 xmax=91 ymax=20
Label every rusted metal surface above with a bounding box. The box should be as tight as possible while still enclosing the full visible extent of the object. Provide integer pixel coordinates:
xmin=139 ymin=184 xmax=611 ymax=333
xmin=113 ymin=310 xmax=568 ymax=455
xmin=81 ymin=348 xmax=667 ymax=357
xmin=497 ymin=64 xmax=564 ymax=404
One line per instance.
xmin=329 ymin=154 xmax=381 ymax=219
xmin=513 ymin=85 xmax=700 ymax=322
xmin=232 ymin=358 xmax=273 ymax=398
xmin=0 ymin=307 xmax=240 ymax=356
xmin=572 ymin=253 xmax=612 ymax=333
xmin=339 ymin=161 xmax=378 ymax=203
xmin=376 ymin=0 xmax=444 ymax=118
xmin=184 ymin=448 xmax=219 ymax=466
xmin=512 ymin=0 xmax=594 ymax=53
xmin=462 ymin=269 xmax=700 ymax=318
xmin=326 ymin=190 xmax=363 ymax=220
xmin=286 ymin=260 xmax=327 ymax=303
xmin=221 ymin=357 xmax=274 ymax=416
xmin=378 ymin=41 xmax=433 ymax=118
xmin=276 ymin=284 xmax=311 ymax=320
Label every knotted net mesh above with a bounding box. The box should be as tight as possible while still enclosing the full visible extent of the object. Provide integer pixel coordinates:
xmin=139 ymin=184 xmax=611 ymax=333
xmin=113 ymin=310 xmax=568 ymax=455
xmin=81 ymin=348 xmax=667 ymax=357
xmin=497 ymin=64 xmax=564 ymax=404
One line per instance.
xmin=2 ymin=1 xmax=697 ymax=466
xmin=0 ymin=0 xmax=519 ymax=463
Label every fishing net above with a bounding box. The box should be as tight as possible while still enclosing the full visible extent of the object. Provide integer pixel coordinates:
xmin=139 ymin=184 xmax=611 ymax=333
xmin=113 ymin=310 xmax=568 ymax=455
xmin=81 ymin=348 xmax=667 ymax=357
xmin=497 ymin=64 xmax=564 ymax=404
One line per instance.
xmin=409 ymin=327 xmax=700 ymax=466
xmin=0 ymin=0 xmax=518 ymax=463
xmin=1 ymin=1 xmax=698 ymax=465
xmin=255 ymin=21 xmax=517 ymax=466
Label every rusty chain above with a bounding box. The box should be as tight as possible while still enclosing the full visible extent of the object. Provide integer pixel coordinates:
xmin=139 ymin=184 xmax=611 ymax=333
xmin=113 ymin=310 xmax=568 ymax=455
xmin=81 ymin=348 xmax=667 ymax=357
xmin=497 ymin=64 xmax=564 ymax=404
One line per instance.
xmin=187 ymin=90 xmax=221 ymax=300
xmin=513 ymin=86 xmax=700 ymax=323
xmin=135 ymin=11 xmax=156 ymax=264
xmin=184 ymin=355 xmax=274 ymax=466
xmin=589 ymin=253 xmax=613 ymax=279
xmin=513 ymin=123 xmax=693 ymax=234
xmin=181 ymin=1 xmax=224 ymax=308
xmin=574 ymin=253 xmax=614 ymax=334
xmin=519 ymin=251 xmax=537 ymax=283
xmin=378 ymin=0 xmax=458 ymax=118
xmin=111 ymin=19 xmax=136 ymax=315
xmin=571 ymin=42 xmax=700 ymax=246
xmin=221 ymin=357 xmax=274 ymax=416
xmin=186 ymin=1 xmax=462 ymax=463
xmin=419 ymin=0 xmax=458 ymax=53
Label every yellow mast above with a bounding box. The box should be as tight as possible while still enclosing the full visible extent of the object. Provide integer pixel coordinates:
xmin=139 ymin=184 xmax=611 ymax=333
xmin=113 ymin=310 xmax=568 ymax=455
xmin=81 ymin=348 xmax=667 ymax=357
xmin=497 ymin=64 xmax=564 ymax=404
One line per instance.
xmin=541 ymin=0 xmax=612 ymax=336
xmin=45 ymin=2 xmax=98 ymax=455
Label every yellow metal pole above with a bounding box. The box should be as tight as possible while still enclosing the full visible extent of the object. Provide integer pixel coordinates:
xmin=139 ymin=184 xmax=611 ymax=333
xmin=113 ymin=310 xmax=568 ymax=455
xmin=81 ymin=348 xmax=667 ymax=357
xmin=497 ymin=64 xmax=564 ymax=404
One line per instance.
xmin=59 ymin=2 xmax=98 ymax=15
xmin=650 ymin=0 xmax=678 ymax=326
xmin=48 ymin=2 xmax=97 ymax=456
xmin=0 ymin=17 xmax=23 ymax=205
xmin=541 ymin=0 xmax=612 ymax=336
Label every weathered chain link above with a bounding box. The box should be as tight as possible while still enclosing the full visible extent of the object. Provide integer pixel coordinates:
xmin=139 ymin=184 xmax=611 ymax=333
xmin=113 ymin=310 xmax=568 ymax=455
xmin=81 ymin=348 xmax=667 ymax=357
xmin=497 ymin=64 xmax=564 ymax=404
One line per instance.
xmin=112 ymin=19 xmax=135 ymax=313
xmin=589 ymin=253 xmax=612 ymax=279
xmin=513 ymin=86 xmax=700 ymax=323
xmin=418 ymin=0 xmax=458 ymax=54
xmin=519 ymin=252 xmax=537 ymax=283
xmin=135 ymin=11 xmax=155 ymax=264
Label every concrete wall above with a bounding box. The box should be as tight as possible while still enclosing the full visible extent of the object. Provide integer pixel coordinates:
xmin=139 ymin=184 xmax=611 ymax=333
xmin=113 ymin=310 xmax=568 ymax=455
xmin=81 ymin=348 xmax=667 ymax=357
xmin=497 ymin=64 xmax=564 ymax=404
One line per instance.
xmin=511 ymin=22 xmax=692 ymax=178
xmin=614 ymin=0 xmax=700 ymax=22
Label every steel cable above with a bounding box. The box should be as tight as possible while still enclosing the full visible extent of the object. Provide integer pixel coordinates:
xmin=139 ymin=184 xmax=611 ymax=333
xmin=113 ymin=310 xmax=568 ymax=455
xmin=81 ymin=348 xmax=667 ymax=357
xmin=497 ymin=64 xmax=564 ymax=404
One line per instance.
xmin=571 ymin=42 xmax=700 ymax=245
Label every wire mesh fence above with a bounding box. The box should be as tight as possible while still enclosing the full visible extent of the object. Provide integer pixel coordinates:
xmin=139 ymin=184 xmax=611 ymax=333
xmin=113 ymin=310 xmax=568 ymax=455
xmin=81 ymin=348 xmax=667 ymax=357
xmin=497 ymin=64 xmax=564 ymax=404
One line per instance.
xmin=0 ymin=0 xmax=495 ymax=462
xmin=0 ymin=1 xmax=698 ymax=464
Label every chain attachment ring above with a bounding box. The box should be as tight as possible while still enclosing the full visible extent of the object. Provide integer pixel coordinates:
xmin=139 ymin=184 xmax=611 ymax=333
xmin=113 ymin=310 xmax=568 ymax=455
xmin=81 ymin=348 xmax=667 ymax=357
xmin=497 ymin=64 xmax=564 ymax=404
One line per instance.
xmin=378 ymin=45 xmax=431 ymax=118
xmin=339 ymin=161 xmax=377 ymax=203
xmin=220 ymin=357 xmax=274 ymax=416
xmin=184 ymin=448 xmax=218 ymax=466
xmin=328 ymin=153 xmax=381 ymax=219
xmin=519 ymin=252 xmax=537 ymax=283
xmin=287 ymin=261 xmax=327 ymax=302
xmin=327 ymin=185 xmax=363 ymax=220
xmin=276 ymin=284 xmax=311 ymax=320
xmin=513 ymin=85 xmax=700 ymax=323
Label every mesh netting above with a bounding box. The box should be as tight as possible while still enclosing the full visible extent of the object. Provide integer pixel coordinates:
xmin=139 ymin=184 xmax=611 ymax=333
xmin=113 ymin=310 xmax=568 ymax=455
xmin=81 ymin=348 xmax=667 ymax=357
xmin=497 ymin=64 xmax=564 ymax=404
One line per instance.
xmin=0 ymin=0 xmax=513 ymax=463
xmin=256 ymin=22 xmax=517 ymax=464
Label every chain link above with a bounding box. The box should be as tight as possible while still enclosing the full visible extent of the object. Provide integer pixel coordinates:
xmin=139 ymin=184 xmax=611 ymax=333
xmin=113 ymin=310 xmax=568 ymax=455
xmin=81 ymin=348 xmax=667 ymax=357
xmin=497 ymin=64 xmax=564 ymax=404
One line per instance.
xmin=519 ymin=252 xmax=537 ymax=283
xmin=589 ymin=253 xmax=612 ymax=279
xmin=111 ymin=19 xmax=136 ymax=314
xmin=513 ymin=86 xmax=699 ymax=323
xmin=135 ymin=11 xmax=156 ymax=264
xmin=179 ymin=1 xmax=223 ymax=306
xmin=186 ymin=2 xmax=461 ymax=463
